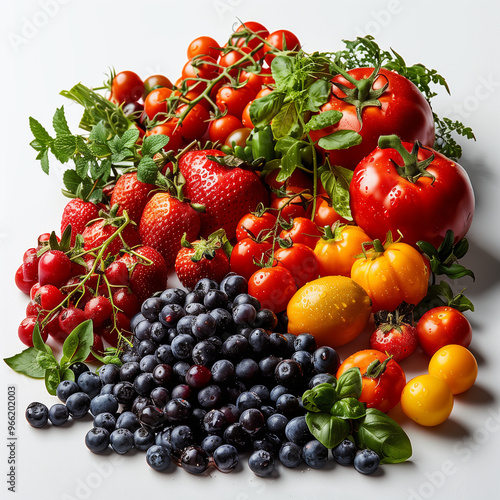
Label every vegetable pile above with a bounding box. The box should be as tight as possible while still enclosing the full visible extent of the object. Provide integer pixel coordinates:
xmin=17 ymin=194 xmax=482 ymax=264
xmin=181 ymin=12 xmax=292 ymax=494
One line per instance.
xmin=5 ymin=20 xmax=479 ymax=477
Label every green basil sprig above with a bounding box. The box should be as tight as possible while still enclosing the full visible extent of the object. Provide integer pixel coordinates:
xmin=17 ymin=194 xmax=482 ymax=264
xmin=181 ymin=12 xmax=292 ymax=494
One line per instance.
xmin=302 ymin=367 xmax=412 ymax=464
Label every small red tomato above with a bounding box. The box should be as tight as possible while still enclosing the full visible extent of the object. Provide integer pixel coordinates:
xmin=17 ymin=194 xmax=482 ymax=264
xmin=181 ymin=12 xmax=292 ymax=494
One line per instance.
xmin=230 ymin=238 xmax=273 ymax=281
xmin=235 ymin=212 xmax=277 ymax=242
xmin=15 ymin=265 xmax=37 ymax=295
xmin=38 ymin=250 xmax=72 ymax=287
xmin=248 ymin=265 xmax=297 ymax=313
xmin=34 ymin=284 xmax=66 ymax=311
xmin=84 ymin=296 xmax=113 ymax=327
xmin=208 ymin=115 xmax=244 ymax=144
xmin=274 ymin=244 xmax=320 ymax=288
xmin=110 ymin=70 xmax=144 ymax=104
xmin=18 ymin=316 xmax=48 ymax=347
xmin=279 ymin=217 xmax=321 ymax=249
xmin=417 ymin=306 xmax=473 ymax=356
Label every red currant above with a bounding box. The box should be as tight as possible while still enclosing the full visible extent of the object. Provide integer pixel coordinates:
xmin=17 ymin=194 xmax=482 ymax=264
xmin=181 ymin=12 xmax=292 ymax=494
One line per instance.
xmin=15 ymin=265 xmax=37 ymax=295
xmin=112 ymin=288 xmax=140 ymax=317
xmin=22 ymin=248 xmax=39 ymax=282
xmin=26 ymin=299 xmax=42 ymax=317
xmin=34 ymin=284 xmax=66 ymax=311
xmin=38 ymin=250 xmax=72 ymax=287
xmin=105 ymin=261 xmax=130 ymax=286
xmin=58 ymin=307 xmax=87 ymax=335
xmin=18 ymin=316 xmax=48 ymax=347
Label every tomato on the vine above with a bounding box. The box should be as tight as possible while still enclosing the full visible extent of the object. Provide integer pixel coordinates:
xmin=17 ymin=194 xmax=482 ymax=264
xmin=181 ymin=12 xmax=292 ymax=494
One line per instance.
xmin=219 ymin=46 xmax=255 ymax=73
xmin=274 ymin=243 xmax=319 ymax=288
xmin=230 ymin=237 xmax=272 ymax=281
xmin=235 ymin=211 xmax=277 ymax=241
xmin=417 ymin=307 xmax=473 ymax=356
xmin=224 ymin=127 xmax=252 ymax=149
xmin=110 ymin=70 xmax=144 ymax=104
xmin=143 ymin=74 xmax=173 ymax=99
xmin=186 ymin=36 xmax=221 ymax=60
xmin=145 ymin=122 xmax=184 ymax=152
xmin=176 ymin=103 xmax=210 ymax=141
xmin=232 ymin=21 xmax=269 ymax=61
xmin=313 ymin=197 xmax=348 ymax=228
xmin=336 ymin=349 xmax=406 ymax=413
xmin=181 ymin=55 xmax=220 ymax=86
xmin=144 ymin=87 xmax=176 ymax=120
xmin=216 ymin=84 xmax=257 ymax=119
xmin=349 ymin=136 xmax=475 ymax=248
xmin=279 ymin=217 xmax=321 ymax=249
xmin=271 ymin=193 xmax=313 ymax=223
xmin=262 ymin=29 xmax=301 ymax=64
xmin=208 ymin=115 xmax=244 ymax=144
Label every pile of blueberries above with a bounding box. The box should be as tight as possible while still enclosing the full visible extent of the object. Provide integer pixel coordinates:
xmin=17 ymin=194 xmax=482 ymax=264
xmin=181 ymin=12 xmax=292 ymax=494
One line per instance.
xmin=25 ymin=274 xmax=380 ymax=477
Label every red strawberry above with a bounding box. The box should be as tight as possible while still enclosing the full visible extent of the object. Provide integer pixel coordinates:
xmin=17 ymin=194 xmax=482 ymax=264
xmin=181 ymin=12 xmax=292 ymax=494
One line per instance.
xmin=61 ymin=198 xmax=99 ymax=246
xmin=139 ymin=192 xmax=201 ymax=267
xmin=178 ymin=150 xmax=269 ymax=240
xmin=175 ymin=230 xmax=231 ymax=290
xmin=118 ymin=246 xmax=169 ymax=302
xmin=110 ymin=172 xmax=155 ymax=225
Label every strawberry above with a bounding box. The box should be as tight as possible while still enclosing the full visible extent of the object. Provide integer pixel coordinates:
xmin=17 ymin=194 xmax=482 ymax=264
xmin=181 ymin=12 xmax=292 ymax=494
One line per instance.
xmin=175 ymin=230 xmax=231 ymax=290
xmin=110 ymin=172 xmax=155 ymax=225
xmin=118 ymin=246 xmax=169 ymax=302
xmin=139 ymin=192 xmax=201 ymax=267
xmin=178 ymin=149 xmax=269 ymax=240
xmin=60 ymin=198 xmax=99 ymax=246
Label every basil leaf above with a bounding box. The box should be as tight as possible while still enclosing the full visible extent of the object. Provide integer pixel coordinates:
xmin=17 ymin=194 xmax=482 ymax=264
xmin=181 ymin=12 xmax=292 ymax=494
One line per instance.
xmin=305 ymin=79 xmax=332 ymax=112
xmin=62 ymin=368 xmax=75 ymax=382
xmin=60 ymin=319 xmax=94 ymax=367
xmin=306 ymin=412 xmax=350 ymax=449
xmin=354 ymin=408 xmax=412 ymax=464
xmin=249 ymin=91 xmax=284 ymax=129
xmin=302 ymin=383 xmax=338 ymax=413
xmin=36 ymin=351 xmax=59 ymax=370
xmin=277 ymin=140 xmax=302 ymax=182
xmin=305 ymin=110 xmax=343 ymax=132
xmin=271 ymin=56 xmax=295 ymax=90
xmin=336 ymin=367 xmax=363 ymax=399
xmin=32 ymin=323 xmax=52 ymax=355
xmin=3 ymin=348 xmax=45 ymax=379
xmin=271 ymin=102 xmax=298 ymax=140
xmin=318 ymin=130 xmax=362 ymax=150
xmin=45 ymin=368 xmax=61 ymax=396
xmin=330 ymin=398 xmax=366 ymax=420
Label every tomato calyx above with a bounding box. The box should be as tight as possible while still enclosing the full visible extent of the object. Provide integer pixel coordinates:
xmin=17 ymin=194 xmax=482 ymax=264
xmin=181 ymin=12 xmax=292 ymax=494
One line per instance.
xmin=357 ymin=230 xmax=402 ymax=260
xmin=320 ymin=221 xmax=347 ymax=242
xmin=378 ymin=134 xmax=435 ymax=184
xmin=363 ymin=355 xmax=393 ymax=379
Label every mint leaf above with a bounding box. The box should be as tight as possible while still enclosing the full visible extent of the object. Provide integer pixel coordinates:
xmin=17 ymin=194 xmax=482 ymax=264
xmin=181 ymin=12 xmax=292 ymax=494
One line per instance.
xmin=53 ymin=107 xmax=72 ymax=136
xmin=37 ymin=149 xmax=50 ymax=175
xmin=53 ymin=135 xmax=78 ymax=163
xmin=137 ymin=156 xmax=159 ymax=185
xmin=141 ymin=134 xmax=169 ymax=156
xmin=89 ymin=121 xmax=110 ymax=143
xmin=60 ymin=319 xmax=94 ymax=367
xmin=121 ymin=128 xmax=140 ymax=149
xmin=318 ymin=130 xmax=362 ymax=150
xmin=305 ymin=412 xmax=350 ymax=449
xmin=4 ymin=348 xmax=45 ymax=379
xmin=336 ymin=367 xmax=362 ymax=399
xmin=29 ymin=117 xmax=53 ymax=145
xmin=62 ymin=169 xmax=84 ymax=194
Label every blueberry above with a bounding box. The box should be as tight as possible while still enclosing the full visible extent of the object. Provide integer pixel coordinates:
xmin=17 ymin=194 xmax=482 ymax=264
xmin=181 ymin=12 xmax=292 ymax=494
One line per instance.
xmin=134 ymin=427 xmax=156 ymax=451
xmin=140 ymin=354 xmax=158 ymax=373
xmin=293 ymin=333 xmax=317 ymax=353
xmin=56 ymin=380 xmax=80 ymax=403
xmin=192 ymin=313 xmax=217 ymax=339
xmin=155 ymin=345 xmax=175 ymax=365
xmin=249 ymin=384 xmax=270 ymax=403
xmin=232 ymin=303 xmax=257 ymax=326
xmin=236 ymin=391 xmax=262 ymax=412
xmin=260 ymin=405 xmax=276 ymax=419
xmin=48 ymin=404 xmax=69 ymax=426
xmin=159 ymin=287 xmax=187 ymax=305
xmin=93 ymin=412 xmax=116 ymax=433
xmin=85 ymin=427 xmax=110 ymax=453
xmin=203 ymin=409 xmax=227 ymax=434
xmin=137 ymin=339 xmax=157 ymax=357
xmin=146 ymin=444 xmax=171 ymax=471
xmin=222 ymin=334 xmax=248 ymax=361
xmin=100 ymin=384 xmax=115 ymax=395
xmin=131 ymin=395 xmax=152 ymax=416
xmin=172 ymin=361 xmax=191 ymax=383
xmin=155 ymin=428 xmax=174 ymax=453
xmin=332 ymin=438 xmax=357 ymax=466
xmin=253 ymin=433 xmax=281 ymax=456
xmin=267 ymin=413 xmax=289 ymax=438
xmin=171 ymin=334 xmax=195 ymax=360
xmin=164 ymin=398 xmax=192 ymax=423
xmin=120 ymin=361 xmax=141 ymax=382
xmin=269 ymin=384 xmax=290 ymax=403
xmin=197 ymin=385 xmax=223 ymax=410
xmin=139 ymin=405 xmax=167 ymax=432
xmin=184 ymin=290 xmax=205 ymax=306
xmin=113 ymin=381 xmax=137 ymax=405
xmin=25 ymin=402 xmax=48 ymax=428
xmin=134 ymin=319 xmax=153 ymax=341
xmin=235 ymin=358 xmax=259 ymax=383
xmin=194 ymin=278 xmax=218 ymax=294
xmin=312 ymin=346 xmax=340 ymax=374
xmin=116 ymin=411 xmax=141 ymax=432
xmin=201 ymin=435 xmax=224 ymax=455
xmin=149 ymin=321 xmax=169 ymax=343
xmin=259 ymin=355 xmax=282 ymax=379
xmin=191 ymin=340 xmax=218 ymax=366
xmin=152 ymin=364 xmax=173 ymax=386
xmin=69 ymin=361 xmax=89 ymax=380
xmin=110 ymin=428 xmax=134 ymax=454
xmin=274 ymin=359 xmax=303 ymax=388
xmin=181 ymin=445 xmax=209 ymax=475
xmin=184 ymin=302 xmax=207 ymax=315
xmin=248 ymin=328 xmax=270 ymax=357
xmin=120 ymin=349 xmax=141 ymax=364
xmin=268 ymin=333 xmax=289 ymax=357
xmin=285 ymin=416 xmax=312 ymax=446
xmin=77 ymin=371 xmax=102 ymax=399
xmin=213 ymin=444 xmax=239 ymax=472
xmin=308 ymin=372 xmax=336 ymax=388
xmin=248 ymin=450 xmax=275 ymax=477
xmin=176 ymin=315 xmax=197 ymax=336
xmin=130 ymin=312 xmax=147 ymax=332
xmin=279 ymin=442 xmax=303 ymax=468
xmin=170 ymin=425 xmax=195 ymax=451
xmin=204 ymin=289 xmax=229 ymax=310
xmin=211 ymin=359 xmax=235 ymax=384
xmin=220 ymin=274 xmax=247 ymax=300
xmin=224 ymin=380 xmax=246 ymax=404
xmin=134 ymin=372 xmax=156 ymax=396
xmin=66 ymin=392 xmax=91 ymax=419
xmin=210 ymin=308 xmax=234 ymax=335
xmin=232 ymin=293 xmax=260 ymax=311
xmin=223 ymin=423 xmax=250 ymax=451
xmin=90 ymin=393 xmax=119 ymax=416
xmin=291 ymin=350 xmax=313 ymax=374
xmin=303 ymin=439 xmax=329 ymax=469
xmin=253 ymin=308 xmax=278 ymax=330
xmin=354 ymin=449 xmax=380 ymax=475
xmin=150 ymin=386 xmax=170 ymax=407
xmin=239 ymin=408 xmax=264 ymax=436
xmin=276 ymin=394 xmax=301 ymax=418
xmin=98 ymin=364 xmax=120 ymax=385
xmin=141 ymin=297 xmax=164 ymax=321
xmin=159 ymin=303 xmax=186 ymax=327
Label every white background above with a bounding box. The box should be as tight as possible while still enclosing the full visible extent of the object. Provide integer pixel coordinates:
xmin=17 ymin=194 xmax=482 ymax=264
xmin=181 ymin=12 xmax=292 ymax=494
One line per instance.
xmin=1 ymin=1 xmax=500 ymax=499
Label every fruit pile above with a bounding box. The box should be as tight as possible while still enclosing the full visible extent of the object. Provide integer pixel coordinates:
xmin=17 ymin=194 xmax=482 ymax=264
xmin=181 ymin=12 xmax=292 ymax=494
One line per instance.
xmin=6 ymin=20 xmax=480 ymax=477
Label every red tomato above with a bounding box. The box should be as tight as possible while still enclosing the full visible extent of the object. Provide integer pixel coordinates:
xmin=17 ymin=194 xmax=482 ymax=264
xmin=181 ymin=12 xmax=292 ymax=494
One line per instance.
xmin=265 ymin=168 xmax=313 ymax=198
xmin=248 ymin=266 xmax=297 ymax=313
xmin=313 ymin=197 xmax=348 ymax=227
xmin=271 ymin=193 xmax=313 ymax=222
xmin=230 ymin=238 xmax=273 ymax=281
xmin=143 ymin=74 xmax=173 ymax=99
xmin=219 ymin=46 xmax=255 ymax=73
xmin=337 ymin=349 xmax=406 ymax=413
xmin=238 ymin=70 xmax=272 ymax=93
xmin=235 ymin=212 xmax=277 ymax=241
xmin=110 ymin=70 xmax=144 ymax=104
xmin=310 ymin=68 xmax=435 ymax=170
xmin=275 ymin=243 xmax=320 ymax=288
xmin=187 ymin=36 xmax=221 ymax=60
xmin=176 ymin=103 xmax=210 ymax=141
xmin=232 ymin=21 xmax=269 ymax=61
xmin=241 ymin=101 xmax=254 ymax=128
xmin=279 ymin=217 xmax=321 ymax=249
xmin=144 ymin=87 xmax=175 ymax=120
xmin=208 ymin=115 xmax=244 ymax=144
xmin=181 ymin=55 xmax=220 ymax=86
xmin=349 ymin=138 xmax=475 ymax=248
xmin=216 ymin=84 xmax=257 ymax=119
xmin=263 ymin=30 xmax=301 ymax=64
xmin=224 ymin=128 xmax=252 ymax=149
xmin=417 ymin=307 xmax=473 ymax=356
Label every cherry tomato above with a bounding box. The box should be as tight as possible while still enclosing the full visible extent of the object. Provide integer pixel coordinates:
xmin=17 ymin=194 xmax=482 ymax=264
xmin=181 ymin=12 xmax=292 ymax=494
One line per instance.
xmin=313 ymin=197 xmax=348 ymax=227
xmin=219 ymin=46 xmax=255 ymax=73
xmin=271 ymin=193 xmax=313 ymax=222
xmin=187 ymin=36 xmax=221 ymax=60
xmin=336 ymin=349 xmax=406 ymax=413
xmin=275 ymin=243 xmax=319 ymax=288
xmin=230 ymin=238 xmax=273 ymax=281
xmin=241 ymin=101 xmax=254 ymax=128
xmin=401 ymin=374 xmax=454 ymax=426
xmin=112 ymin=288 xmax=140 ymax=318
xmin=248 ymin=265 xmax=297 ymax=313
xmin=314 ymin=224 xmax=371 ymax=277
xmin=235 ymin=212 xmax=277 ymax=241
xmin=144 ymin=87 xmax=175 ymax=120
xmin=428 ymin=344 xmax=478 ymax=394
xmin=265 ymin=166 xmax=313 ymax=197
xmin=279 ymin=217 xmax=321 ymax=249
xmin=350 ymin=138 xmax=475 ymax=249
xmin=232 ymin=21 xmax=269 ymax=61
xmin=110 ymin=70 xmax=144 ymax=104
xmin=238 ymin=70 xmax=272 ymax=93
xmin=208 ymin=115 xmax=244 ymax=144
xmin=18 ymin=316 xmax=48 ymax=347
xmin=182 ymin=55 xmax=220 ymax=85
xmin=176 ymin=103 xmax=210 ymax=141
xmin=145 ymin=122 xmax=184 ymax=152
xmin=84 ymin=295 xmax=113 ymax=327
xmin=34 ymin=284 xmax=66 ymax=311
xmin=310 ymin=68 xmax=435 ymax=170
xmin=216 ymin=84 xmax=257 ymax=119
xmin=38 ymin=250 xmax=72 ymax=287
xmin=143 ymin=74 xmax=173 ymax=99
xmin=224 ymin=127 xmax=252 ymax=149
xmin=263 ymin=30 xmax=301 ymax=64
xmin=15 ymin=264 xmax=37 ymax=295
xmin=417 ymin=307 xmax=473 ymax=357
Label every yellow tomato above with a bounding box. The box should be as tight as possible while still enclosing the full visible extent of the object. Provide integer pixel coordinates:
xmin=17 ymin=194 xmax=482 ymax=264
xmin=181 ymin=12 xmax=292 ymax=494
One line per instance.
xmin=313 ymin=224 xmax=372 ymax=277
xmin=428 ymin=344 xmax=478 ymax=394
xmin=401 ymin=374 xmax=454 ymax=426
xmin=350 ymin=235 xmax=430 ymax=312
xmin=286 ymin=275 xmax=372 ymax=348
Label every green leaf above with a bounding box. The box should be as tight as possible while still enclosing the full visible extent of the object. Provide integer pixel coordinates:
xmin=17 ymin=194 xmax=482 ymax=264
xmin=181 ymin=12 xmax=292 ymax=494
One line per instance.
xmin=141 ymin=134 xmax=169 ymax=156
xmin=271 ymin=102 xmax=298 ymax=140
xmin=305 ymin=110 xmax=343 ymax=132
xmin=305 ymin=79 xmax=332 ymax=112
xmin=3 ymin=348 xmax=45 ymax=378
xmin=37 ymin=148 xmax=50 ymax=175
xmin=53 ymin=134 xmax=78 ymax=163
xmin=137 ymin=156 xmax=159 ymax=185
xmin=318 ymin=130 xmax=362 ymax=150
xmin=249 ymin=91 xmax=285 ymax=129
xmin=354 ymin=408 xmax=412 ymax=464
xmin=121 ymin=128 xmax=140 ymax=149
xmin=89 ymin=121 xmax=110 ymax=143
xmin=32 ymin=323 xmax=52 ymax=354
xmin=336 ymin=367 xmax=363 ymax=399
xmin=302 ymin=383 xmax=338 ymax=413
xmin=306 ymin=412 xmax=350 ymax=449
xmin=45 ymin=368 xmax=61 ymax=396
xmin=330 ymin=398 xmax=366 ymax=420
xmin=90 ymin=158 xmax=112 ymax=181
xmin=29 ymin=117 xmax=53 ymax=145
xmin=35 ymin=351 xmax=59 ymax=370
xmin=271 ymin=55 xmax=295 ymax=89
xmin=53 ymin=107 xmax=72 ymax=136
xmin=62 ymin=368 xmax=75 ymax=382
xmin=62 ymin=169 xmax=84 ymax=195
xmin=60 ymin=320 xmax=94 ymax=368
xmin=277 ymin=140 xmax=302 ymax=182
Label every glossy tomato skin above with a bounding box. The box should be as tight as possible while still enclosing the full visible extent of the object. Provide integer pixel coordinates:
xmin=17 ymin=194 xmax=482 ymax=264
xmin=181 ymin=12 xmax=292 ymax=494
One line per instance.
xmin=336 ymin=349 xmax=406 ymax=413
xmin=208 ymin=115 xmax=244 ymax=144
xmin=248 ymin=266 xmax=297 ymax=313
xmin=417 ymin=307 xmax=473 ymax=357
xmin=350 ymin=142 xmax=474 ymax=249
xmin=235 ymin=212 xmax=277 ymax=241
xmin=111 ymin=71 xmax=144 ymax=104
xmin=279 ymin=217 xmax=321 ymax=249
xmin=230 ymin=238 xmax=273 ymax=281
xmin=274 ymin=243 xmax=320 ymax=288
xmin=310 ymin=68 xmax=435 ymax=170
